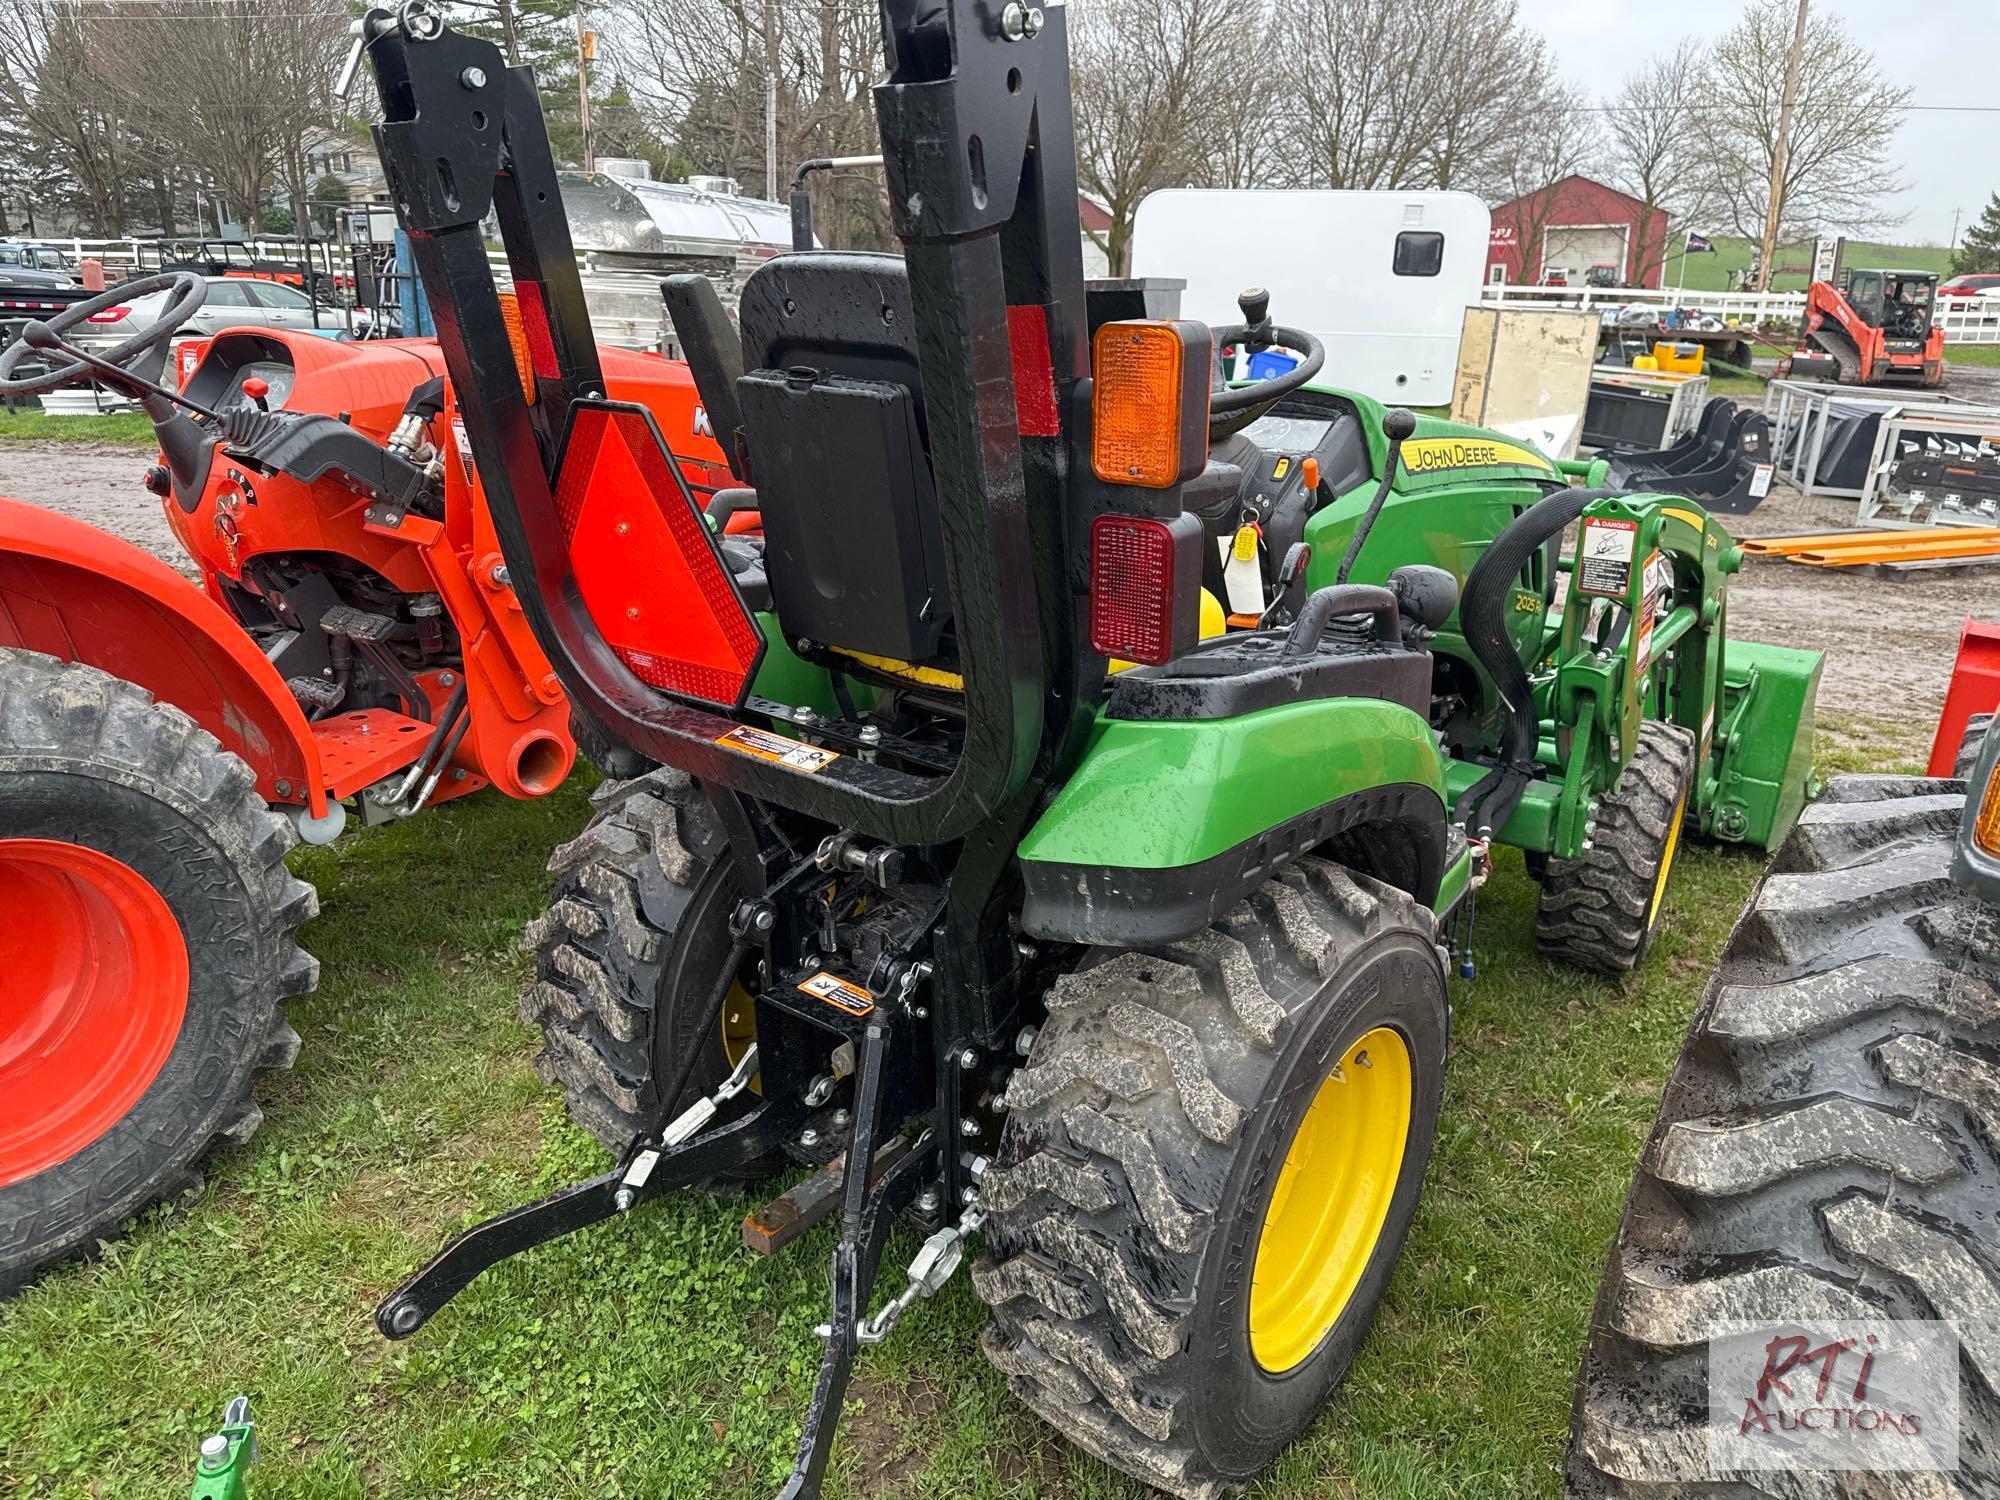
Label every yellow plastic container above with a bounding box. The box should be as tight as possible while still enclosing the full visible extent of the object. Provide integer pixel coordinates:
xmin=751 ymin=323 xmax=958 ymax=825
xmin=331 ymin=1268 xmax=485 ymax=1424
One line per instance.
xmin=1651 ymin=340 xmax=1704 ymax=375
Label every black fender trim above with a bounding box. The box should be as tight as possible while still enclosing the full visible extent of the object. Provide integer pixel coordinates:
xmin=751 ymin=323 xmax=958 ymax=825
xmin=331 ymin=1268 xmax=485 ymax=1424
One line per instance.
xmin=1019 ymin=781 xmax=1448 ymax=947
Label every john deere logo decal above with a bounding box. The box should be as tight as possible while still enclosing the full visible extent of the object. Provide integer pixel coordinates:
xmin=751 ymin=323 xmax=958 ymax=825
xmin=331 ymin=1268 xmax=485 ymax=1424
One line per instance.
xmin=1400 ymin=436 xmax=1553 ymax=475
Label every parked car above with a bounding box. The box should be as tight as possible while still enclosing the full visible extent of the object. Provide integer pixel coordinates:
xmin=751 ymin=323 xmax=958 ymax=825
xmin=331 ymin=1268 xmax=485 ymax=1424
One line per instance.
xmin=1937 ymin=272 xmax=2000 ymax=303
xmin=72 ymin=274 xmax=332 ymax=356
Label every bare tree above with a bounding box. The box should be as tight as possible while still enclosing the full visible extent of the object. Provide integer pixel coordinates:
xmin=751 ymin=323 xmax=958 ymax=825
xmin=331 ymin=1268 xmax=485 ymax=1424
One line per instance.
xmin=1067 ymin=0 xmax=1242 ymax=274
xmin=1493 ymin=80 xmax=1605 ymax=282
xmin=1605 ymin=40 xmax=1716 ymax=285
xmin=606 ymin=0 xmax=887 ymax=245
xmin=1271 ymin=0 xmax=1564 ymax=196
xmin=0 ymin=0 xmax=128 ymax=232
xmin=1696 ymin=0 xmax=1909 ymax=243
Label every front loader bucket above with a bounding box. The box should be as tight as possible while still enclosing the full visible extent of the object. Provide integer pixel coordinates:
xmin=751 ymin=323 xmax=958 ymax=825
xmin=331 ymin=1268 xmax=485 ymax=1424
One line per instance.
xmin=1705 ymin=638 xmax=1823 ymax=848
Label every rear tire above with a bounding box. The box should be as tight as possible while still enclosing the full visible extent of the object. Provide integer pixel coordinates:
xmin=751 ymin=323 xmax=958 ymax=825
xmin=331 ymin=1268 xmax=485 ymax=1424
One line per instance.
xmin=975 ymin=857 xmax=1448 ymax=1498
xmin=1537 ymin=721 xmax=1697 ymax=974
xmin=1956 ymin=712 xmax=1993 ymax=780
xmin=521 ymin=768 xmax=774 ymax=1176
xmin=0 ymin=649 xmax=316 ymax=1292
xmin=1566 ymin=773 xmax=2000 ymax=1495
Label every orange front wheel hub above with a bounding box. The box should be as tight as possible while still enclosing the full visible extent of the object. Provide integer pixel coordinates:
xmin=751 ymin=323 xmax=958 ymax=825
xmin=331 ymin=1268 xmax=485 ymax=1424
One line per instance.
xmin=0 ymin=839 xmax=189 ymax=1187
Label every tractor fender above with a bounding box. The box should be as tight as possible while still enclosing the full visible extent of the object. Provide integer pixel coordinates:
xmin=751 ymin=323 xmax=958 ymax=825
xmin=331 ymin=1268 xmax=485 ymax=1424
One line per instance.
xmin=1018 ymin=697 xmax=1447 ymax=946
xmin=0 ymin=497 xmax=327 ymax=815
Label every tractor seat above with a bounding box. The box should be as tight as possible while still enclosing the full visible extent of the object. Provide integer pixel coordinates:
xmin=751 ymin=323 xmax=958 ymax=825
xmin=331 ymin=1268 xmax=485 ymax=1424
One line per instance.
xmin=730 ymin=254 xmax=952 ymax=670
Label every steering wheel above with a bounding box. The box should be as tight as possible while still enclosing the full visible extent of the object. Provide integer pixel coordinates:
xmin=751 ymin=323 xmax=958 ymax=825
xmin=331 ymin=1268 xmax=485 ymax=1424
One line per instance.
xmin=1208 ymin=287 xmax=1327 ymax=440
xmin=0 ymin=272 xmax=208 ymax=397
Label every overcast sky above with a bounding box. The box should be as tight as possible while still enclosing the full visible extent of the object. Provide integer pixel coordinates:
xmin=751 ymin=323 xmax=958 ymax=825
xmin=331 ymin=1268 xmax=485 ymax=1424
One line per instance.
xmin=1514 ymin=0 xmax=1991 ymax=247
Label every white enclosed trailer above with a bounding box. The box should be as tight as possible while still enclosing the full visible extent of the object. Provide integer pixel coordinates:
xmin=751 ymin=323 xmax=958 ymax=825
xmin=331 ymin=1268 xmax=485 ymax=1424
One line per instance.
xmin=1131 ymin=188 xmax=1491 ymax=406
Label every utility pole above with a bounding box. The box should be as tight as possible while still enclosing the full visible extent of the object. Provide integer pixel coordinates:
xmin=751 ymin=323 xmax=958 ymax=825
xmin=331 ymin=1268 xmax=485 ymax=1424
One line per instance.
xmin=763 ymin=0 xmax=780 ymax=202
xmin=575 ymin=2 xmax=594 ymax=173
xmin=1755 ymin=0 xmax=1809 ymax=293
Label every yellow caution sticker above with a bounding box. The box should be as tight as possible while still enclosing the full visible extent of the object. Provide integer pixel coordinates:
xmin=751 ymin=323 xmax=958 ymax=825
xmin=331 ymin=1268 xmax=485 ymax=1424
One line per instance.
xmin=1399 ymin=436 xmax=1554 ymax=475
xmin=715 ymin=724 xmax=840 ymax=774
xmin=797 ymin=970 xmax=874 ymax=1017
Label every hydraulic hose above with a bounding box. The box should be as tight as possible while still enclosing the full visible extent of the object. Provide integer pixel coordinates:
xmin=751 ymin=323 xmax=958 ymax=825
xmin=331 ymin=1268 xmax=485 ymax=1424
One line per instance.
xmin=1453 ymin=487 xmax=1630 ymax=839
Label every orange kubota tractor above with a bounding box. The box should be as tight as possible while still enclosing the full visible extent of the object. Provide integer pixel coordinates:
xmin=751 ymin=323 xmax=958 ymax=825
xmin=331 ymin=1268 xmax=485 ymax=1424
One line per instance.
xmin=1779 ymin=268 xmax=1947 ymax=388
xmin=0 ymin=275 xmax=729 ymax=1289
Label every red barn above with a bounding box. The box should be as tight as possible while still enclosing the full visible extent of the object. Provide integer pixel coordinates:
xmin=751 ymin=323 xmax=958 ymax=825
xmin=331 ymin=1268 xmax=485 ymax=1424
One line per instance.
xmin=1486 ymin=175 xmax=1672 ymax=290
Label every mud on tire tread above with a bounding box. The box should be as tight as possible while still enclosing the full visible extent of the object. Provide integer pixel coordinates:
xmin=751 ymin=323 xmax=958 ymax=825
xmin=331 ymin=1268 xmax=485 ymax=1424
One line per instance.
xmin=1567 ymin=773 xmax=2000 ymax=1497
xmin=974 ymin=857 xmax=1445 ymax=1499
xmin=521 ymin=767 xmax=768 ymax=1168
xmin=1537 ymin=720 xmax=1697 ymax=975
xmin=1957 ymin=713 xmax=1993 ymax=781
xmin=0 ymin=648 xmax=315 ymax=1291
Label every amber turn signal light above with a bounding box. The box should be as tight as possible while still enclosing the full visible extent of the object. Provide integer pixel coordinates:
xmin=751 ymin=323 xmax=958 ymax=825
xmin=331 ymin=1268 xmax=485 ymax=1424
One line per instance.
xmin=1090 ymin=319 xmax=1211 ymax=489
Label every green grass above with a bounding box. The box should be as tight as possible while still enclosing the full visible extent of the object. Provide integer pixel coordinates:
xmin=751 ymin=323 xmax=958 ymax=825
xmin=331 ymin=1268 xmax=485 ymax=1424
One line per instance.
xmin=1945 ymin=344 xmax=2000 ymax=368
xmin=0 ymin=723 xmax=1913 ymax=1500
xmin=1665 ymin=235 xmax=1951 ymax=294
xmin=0 ymin=408 xmax=155 ymax=446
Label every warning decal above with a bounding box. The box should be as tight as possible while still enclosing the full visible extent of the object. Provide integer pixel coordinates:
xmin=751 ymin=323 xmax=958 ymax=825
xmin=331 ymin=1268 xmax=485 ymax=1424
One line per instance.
xmin=715 ymin=724 xmax=840 ymax=774
xmin=1577 ymin=517 xmax=1639 ymax=597
xmin=797 ymin=970 xmax=875 ymax=1017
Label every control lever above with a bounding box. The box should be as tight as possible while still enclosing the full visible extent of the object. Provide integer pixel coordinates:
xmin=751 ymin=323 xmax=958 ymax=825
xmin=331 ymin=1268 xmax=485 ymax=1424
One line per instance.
xmin=1335 ymin=407 xmax=1417 ymax=585
xmin=1258 ymin=542 xmax=1313 ymax=627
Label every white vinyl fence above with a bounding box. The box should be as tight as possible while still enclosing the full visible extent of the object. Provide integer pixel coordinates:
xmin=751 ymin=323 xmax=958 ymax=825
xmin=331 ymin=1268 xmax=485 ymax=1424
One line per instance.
xmin=1480 ymin=281 xmax=2000 ymax=346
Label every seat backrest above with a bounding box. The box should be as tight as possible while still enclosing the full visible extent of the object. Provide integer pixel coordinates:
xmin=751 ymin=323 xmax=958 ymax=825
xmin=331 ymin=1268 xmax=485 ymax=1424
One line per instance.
xmin=735 ymin=253 xmax=953 ymax=667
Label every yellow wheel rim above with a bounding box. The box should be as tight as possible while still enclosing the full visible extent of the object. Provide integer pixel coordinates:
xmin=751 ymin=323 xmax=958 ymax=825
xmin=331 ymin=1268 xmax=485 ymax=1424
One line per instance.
xmin=721 ymin=979 xmax=760 ymax=1092
xmin=1647 ymin=784 xmax=1690 ymax=928
xmin=1248 ymin=1026 xmax=1412 ymax=1374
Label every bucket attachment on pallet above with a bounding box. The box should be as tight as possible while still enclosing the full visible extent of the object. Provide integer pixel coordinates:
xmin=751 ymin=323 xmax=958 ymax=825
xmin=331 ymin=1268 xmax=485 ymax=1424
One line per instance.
xmin=1609 ymin=397 xmax=1774 ymax=515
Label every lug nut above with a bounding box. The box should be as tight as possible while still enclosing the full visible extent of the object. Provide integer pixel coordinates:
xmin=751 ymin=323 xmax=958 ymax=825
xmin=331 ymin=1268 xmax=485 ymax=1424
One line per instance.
xmin=1014 ymin=1024 xmax=1039 ymax=1057
xmin=958 ymin=1047 xmax=980 ymax=1070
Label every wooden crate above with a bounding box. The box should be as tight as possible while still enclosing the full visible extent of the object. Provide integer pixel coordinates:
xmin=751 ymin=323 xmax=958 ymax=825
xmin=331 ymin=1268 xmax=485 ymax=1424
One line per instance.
xmin=1451 ymin=305 xmax=1600 ymax=458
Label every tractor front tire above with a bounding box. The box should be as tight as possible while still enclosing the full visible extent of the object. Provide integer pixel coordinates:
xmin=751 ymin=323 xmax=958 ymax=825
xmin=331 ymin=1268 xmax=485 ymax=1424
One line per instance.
xmin=975 ymin=857 xmax=1447 ymax=1498
xmin=1536 ymin=721 xmax=1696 ymax=974
xmin=1567 ymin=773 xmax=2000 ymax=1495
xmin=0 ymin=649 xmax=317 ymax=1292
xmin=521 ymin=768 xmax=772 ymax=1175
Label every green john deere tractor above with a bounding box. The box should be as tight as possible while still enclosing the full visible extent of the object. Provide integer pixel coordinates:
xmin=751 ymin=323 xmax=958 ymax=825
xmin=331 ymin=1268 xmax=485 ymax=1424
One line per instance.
xmin=351 ymin=2 xmax=1820 ymax=1494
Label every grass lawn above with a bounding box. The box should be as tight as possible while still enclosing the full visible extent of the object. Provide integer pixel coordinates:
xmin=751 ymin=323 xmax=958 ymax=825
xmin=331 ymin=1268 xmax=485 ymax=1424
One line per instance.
xmin=1945 ymin=343 xmax=2000 ymax=368
xmin=0 ymin=407 xmax=155 ymax=446
xmin=0 ymin=702 xmax=1912 ymax=1500
xmin=1666 ymin=234 xmax=1952 ymax=293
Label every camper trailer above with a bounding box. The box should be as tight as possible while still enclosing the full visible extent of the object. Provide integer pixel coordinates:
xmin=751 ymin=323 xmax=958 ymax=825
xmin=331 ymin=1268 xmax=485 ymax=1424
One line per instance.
xmin=1131 ymin=188 xmax=1490 ymax=406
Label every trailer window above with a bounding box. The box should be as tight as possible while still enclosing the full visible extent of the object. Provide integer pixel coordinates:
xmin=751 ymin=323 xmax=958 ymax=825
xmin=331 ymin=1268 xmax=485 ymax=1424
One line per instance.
xmin=1393 ymin=231 xmax=1444 ymax=278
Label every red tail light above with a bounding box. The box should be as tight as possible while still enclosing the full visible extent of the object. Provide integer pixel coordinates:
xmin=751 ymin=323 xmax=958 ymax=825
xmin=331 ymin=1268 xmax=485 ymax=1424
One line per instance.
xmin=87 ymin=305 xmax=132 ymax=323
xmin=1089 ymin=512 xmax=1202 ymax=666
